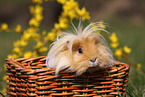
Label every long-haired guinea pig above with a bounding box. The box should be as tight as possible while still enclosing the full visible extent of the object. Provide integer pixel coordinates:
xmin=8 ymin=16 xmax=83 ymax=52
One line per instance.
xmin=46 ymin=22 xmax=115 ymax=76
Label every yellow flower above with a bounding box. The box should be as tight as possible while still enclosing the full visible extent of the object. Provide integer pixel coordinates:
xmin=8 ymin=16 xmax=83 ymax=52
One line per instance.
xmin=57 ymin=0 xmax=68 ymax=4
xmin=76 ymin=7 xmax=90 ymax=20
xmin=35 ymin=14 xmax=43 ymax=21
xmin=77 ymin=7 xmax=85 ymax=15
xmin=123 ymin=46 xmax=131 ymax=54
xmin=63 ymin=0 xmax=78 ymax=11
xmin=3 ymin=75 xmax=8 ymax=80
xmin=24 ymin=51 xmax=32 ymax=58
xmin=2 ymin=88 xmax=7 ymax=94
xmin=22 ymin=31 xmax=31 ymax=41
xmin=32 ymin=33 xmax=41 ymax=41
xmin=8 ymin=54 xmax=12 ymax=58
xmin=68 ymin=10 xmax=77 ymax=19
xmin=59 ymin=16 xmax=69 ymax=24
xmin=115 ymin=48 xmax=122 ymax=59
xmin=109 ymin=33 xmax=118 ymax=43
xmin=14 ymin=40 xmax=20 ymax=47
xmin=27 ymin=27 xmax=37 ymax=33
xmin=39 ymin=47 xmax=48 ymax=53
xmin=13 ymin=47 xmax=21 ymax=54
xmin=54 ymin=23 xmax=60 ymax=29
xmin=20 ymin=40 xmax=28 ymax=47
xmin=29 ymin=18 xmax=39 ymax=27
xmin=110 ymin=42 xmax=119 ymax=48
xmin=4 ymin=65 xmax=6 ymax=71
xmin=35 ymin=5 xmax=43 ymax=14
xmin=1 ymin=23 xmax=8 ymax=30
xmin=32 ymin=0 xmax=43 ymax=3
xmin=59 ymin=21 xmax=68 ymax=29
xmin=58 ymin=16 xmax=69 ymax=29
xmin=7 ymin=54 xmax=18 ymax=59
xmin=97 ymin=20 xmax=106 ymax=29
xmin=137 ymin=63 xmax=141 ymax=70
xmin=29 ymin=6 xmax=34 ymax=14
xmin=35 ymin=41 xmax=43 ymax=49
xmin=47 ymin=32 xmax=56 ymax=41
xmin=15 ymin=24 xmax=22 ymax=32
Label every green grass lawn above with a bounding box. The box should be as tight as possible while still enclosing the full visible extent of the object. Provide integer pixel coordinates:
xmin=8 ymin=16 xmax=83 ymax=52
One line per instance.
xmin=0 ymin=17 xmax=145 ymax=96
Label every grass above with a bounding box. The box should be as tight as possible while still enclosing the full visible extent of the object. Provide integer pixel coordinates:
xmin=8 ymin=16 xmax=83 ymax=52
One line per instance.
xmin=0 ymin=17 xmax=145 ymax=96
xmin=106 ymin=17 xmax=145 ymax=96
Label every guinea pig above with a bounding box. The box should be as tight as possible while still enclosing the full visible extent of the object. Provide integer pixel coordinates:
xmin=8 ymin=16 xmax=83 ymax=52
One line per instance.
xmin=46 ymin=22 xmax=115 ymax=76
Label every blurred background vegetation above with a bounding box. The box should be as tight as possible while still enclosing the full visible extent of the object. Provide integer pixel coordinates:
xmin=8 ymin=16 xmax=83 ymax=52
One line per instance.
xmin=0 ymin=0 xmax=145 ymax=96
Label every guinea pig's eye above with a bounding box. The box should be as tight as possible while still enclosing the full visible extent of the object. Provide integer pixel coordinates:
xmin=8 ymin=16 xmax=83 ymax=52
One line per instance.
xmin=77 ymin=48 xmax=83 ymax=54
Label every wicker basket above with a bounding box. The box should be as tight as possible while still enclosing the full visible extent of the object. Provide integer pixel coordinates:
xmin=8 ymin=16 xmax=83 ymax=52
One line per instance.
xmin=6 ymin=56 xmax=130 ymax=97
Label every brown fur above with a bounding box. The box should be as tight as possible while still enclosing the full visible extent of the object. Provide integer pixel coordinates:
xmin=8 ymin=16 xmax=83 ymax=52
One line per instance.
xmin=46 ymin=23 xmax=114 ymax=76
xmin=66 ymin=35 xmax=114 ymax=75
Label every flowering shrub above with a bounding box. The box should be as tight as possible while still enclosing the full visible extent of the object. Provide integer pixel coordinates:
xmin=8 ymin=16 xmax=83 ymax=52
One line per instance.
xmin=0 ymin=0 xmax=135 ymax=94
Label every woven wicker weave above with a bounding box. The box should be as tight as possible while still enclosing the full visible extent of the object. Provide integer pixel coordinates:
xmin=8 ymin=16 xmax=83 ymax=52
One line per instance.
xmin=6 ymin=56 xmax=129 ymax=97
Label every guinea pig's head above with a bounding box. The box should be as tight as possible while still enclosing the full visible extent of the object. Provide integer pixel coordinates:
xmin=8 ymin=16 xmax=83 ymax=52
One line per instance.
xmin=46 ymin=23 xmax=115 ymax=76
xmin=69 ymin=35 xmax=114 ymax=75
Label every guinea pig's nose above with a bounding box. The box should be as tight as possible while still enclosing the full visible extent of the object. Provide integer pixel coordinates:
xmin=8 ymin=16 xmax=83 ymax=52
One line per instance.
xmin=90 ymin=57 xmax=97 ymax=62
